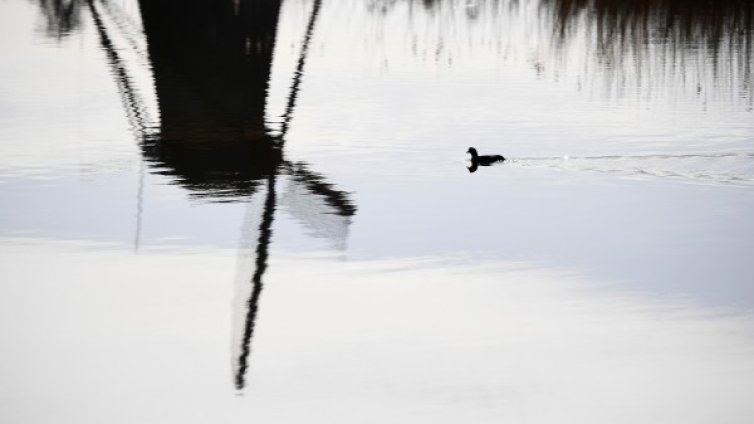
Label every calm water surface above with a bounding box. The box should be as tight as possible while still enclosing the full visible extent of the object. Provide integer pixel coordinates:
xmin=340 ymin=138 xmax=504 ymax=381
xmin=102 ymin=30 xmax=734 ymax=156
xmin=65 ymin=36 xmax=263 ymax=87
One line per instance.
xmin=1 ymin=0 xmax=753 ymax=422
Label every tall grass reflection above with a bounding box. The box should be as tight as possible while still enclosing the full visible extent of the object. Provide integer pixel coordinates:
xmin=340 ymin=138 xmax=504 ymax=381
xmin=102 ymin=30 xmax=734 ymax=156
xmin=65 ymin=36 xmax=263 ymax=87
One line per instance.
xmin=135 ymin=0 xmax=353 ymax=390
xmin=33 ymin=0 xmax=84 ymax=40
xmin=363 ymin=0 xmax=752 ymax=105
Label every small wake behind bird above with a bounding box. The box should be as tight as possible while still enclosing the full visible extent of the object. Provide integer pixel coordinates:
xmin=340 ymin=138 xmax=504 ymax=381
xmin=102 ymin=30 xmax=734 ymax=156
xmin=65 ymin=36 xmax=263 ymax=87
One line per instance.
xmin=509 ymin=152 xmax=754 ymax=185
xmin=466 ymin=148 xmax=754 ymax=185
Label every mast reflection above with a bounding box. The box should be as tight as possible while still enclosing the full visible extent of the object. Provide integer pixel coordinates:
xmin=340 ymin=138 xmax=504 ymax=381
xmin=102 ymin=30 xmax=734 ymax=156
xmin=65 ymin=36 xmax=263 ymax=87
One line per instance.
xmin=76 ymin=0 xmax=355 ymax=390
xmin=135 ymin=0 xmax=353 ymax=390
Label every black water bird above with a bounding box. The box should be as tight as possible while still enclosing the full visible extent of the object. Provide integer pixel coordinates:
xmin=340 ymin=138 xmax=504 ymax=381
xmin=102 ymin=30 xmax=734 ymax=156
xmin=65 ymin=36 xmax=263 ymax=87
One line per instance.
xmin=467 ymin=147 xmax=505 ymax=173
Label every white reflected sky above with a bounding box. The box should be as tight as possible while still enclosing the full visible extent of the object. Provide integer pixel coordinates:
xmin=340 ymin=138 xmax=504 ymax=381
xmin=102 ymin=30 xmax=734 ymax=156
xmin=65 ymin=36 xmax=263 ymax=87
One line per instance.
xmin=1 ymin=240 xmax=753 ymax=423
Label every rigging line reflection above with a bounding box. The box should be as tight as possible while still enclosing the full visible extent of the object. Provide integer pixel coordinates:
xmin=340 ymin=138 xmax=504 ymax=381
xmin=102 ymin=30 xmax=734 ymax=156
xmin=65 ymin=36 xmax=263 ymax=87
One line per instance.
xmin=284 ymin=162 xmax=357 ymax=217
xmin=276 ymin=0 xmax=324 ymax=143
xmin=233 ymin=0 xmax=333 ymax=391
xmin=235 ymin=174 xmax=277 ymax=391
xmin=85 ymin=0 xmax=352 ymax=389
xmin=134 ymin=157 xmax=145 ymax=252
xmin=86 ymin=0 xmax=153 ymax=252
xmin=232 ymin=162 xmax=357 ymax=390
xmin=87 ymin=0 xmax=149 ymax=252
xmin=86 ymin=0 xmax=153 ymax=137
xmin=96 ymin=0 xmax=149 ymax=61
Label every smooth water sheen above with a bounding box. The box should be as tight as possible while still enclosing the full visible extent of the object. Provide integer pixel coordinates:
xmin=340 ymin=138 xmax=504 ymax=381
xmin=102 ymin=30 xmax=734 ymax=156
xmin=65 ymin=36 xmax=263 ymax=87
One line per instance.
xmin=1 ymin=0 xmax=753 ymax=423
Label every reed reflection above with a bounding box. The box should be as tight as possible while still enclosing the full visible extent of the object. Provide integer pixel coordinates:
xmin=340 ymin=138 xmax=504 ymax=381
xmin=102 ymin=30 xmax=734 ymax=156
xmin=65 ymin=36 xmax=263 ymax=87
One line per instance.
xmin=543 ymin=0 xmax=753 ymax=101
xmin=545 ymin=0 xmax=754 ymax=46
xmin=34 ymin=0 xmax=85 ymax=39
xmin=366 ymin=0 xmax=752 ymax=104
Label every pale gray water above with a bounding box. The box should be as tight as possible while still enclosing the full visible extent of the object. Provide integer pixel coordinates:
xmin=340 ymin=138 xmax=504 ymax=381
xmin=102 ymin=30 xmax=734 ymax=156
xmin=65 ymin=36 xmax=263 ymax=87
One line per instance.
xmin=1 ymin=0 xmax=754 ymax=422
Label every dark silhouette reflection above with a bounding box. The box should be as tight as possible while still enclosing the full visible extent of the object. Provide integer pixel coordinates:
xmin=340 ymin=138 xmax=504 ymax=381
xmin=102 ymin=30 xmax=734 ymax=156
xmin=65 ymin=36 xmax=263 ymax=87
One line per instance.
xmin=134 ymin=0 xmax=351 ymax=390
xmin=64 ymin=0 xmax=353 ymax=390
xmin=137 ymin=0 xmax=284 ymax=199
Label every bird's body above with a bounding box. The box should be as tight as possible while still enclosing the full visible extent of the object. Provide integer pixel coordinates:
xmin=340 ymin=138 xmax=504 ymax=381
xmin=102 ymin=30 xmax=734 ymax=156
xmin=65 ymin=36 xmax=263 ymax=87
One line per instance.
xmin=466 ymin=147 xmax=504 ymax=172
xmin=475 ymin=154 xmax=505 ymax=165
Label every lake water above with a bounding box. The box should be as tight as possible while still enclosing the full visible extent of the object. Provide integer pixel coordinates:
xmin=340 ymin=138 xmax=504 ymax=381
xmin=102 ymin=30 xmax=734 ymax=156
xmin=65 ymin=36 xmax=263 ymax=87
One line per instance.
xmin=1 ymin=0 xmax=754 ymax=422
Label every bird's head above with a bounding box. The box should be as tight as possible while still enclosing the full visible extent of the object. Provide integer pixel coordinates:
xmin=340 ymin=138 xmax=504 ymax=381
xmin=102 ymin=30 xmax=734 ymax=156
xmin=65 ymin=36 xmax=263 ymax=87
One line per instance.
xmin=467 ymin=147 xmax=478 ymax=158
